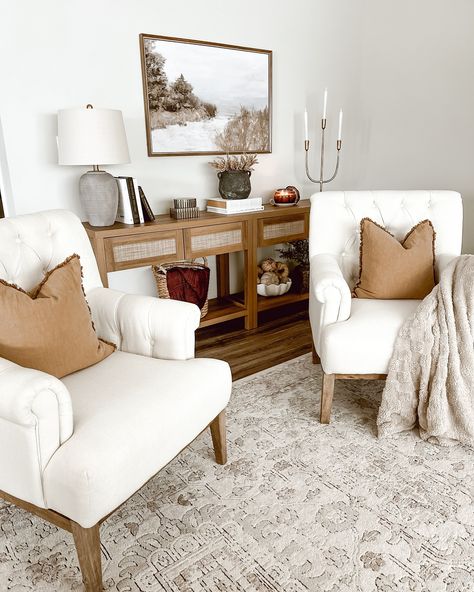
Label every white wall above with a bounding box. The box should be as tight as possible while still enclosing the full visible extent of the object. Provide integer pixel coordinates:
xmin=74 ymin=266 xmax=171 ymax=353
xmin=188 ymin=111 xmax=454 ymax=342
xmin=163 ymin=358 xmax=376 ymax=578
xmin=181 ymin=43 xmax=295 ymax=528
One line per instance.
xmin=352 ymin=0 xmax=474 ymax=252
xmin=0 ymin=0 xmax=360 ymax=294
xmin=0 ymin=118 xmax=15 ymax=217
xmin=2 ymin=1 xmax=470 ymax=295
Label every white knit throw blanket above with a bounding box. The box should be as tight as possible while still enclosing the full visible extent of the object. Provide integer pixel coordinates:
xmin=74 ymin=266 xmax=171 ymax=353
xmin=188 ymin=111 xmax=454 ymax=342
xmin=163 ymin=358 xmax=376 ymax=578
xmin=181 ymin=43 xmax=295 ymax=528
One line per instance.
xmin=377 ymin=255 xmax=474 ymax=447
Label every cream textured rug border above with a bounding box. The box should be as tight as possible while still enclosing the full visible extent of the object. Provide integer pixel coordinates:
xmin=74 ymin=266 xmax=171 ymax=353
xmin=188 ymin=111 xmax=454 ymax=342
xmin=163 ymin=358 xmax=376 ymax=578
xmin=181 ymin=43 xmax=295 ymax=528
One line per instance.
xmin=1 ymin=354 xmax=473 ymax=591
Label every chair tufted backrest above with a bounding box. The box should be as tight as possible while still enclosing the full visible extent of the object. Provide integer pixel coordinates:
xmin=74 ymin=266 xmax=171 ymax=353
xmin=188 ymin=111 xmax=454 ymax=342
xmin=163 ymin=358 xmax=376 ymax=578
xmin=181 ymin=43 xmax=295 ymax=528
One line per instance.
xmin=0 ymin=209 xmax=103 ymax=293
xmin=309 ymin=190 xmax=463 ymax=288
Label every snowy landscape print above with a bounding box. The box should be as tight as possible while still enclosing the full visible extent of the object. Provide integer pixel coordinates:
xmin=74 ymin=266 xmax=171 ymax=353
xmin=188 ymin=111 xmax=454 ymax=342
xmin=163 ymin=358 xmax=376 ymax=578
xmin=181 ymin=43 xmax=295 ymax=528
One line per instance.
xmin=140 ymin=35 xmax=271 ymax=155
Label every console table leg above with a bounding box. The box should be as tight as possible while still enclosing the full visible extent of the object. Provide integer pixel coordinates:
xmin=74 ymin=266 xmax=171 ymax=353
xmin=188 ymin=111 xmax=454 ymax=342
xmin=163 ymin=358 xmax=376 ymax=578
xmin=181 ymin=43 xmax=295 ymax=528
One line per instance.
xmin=244 ymin=219 xmax=258 ymax=330
xmin=216 ymin=253 xmax=230 ymax=298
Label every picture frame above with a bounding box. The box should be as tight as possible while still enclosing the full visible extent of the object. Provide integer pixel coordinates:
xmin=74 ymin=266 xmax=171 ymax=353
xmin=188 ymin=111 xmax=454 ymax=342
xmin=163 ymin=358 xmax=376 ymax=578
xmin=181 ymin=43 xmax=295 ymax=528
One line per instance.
xmin=139 ymin=34 xmax=272 ymax=157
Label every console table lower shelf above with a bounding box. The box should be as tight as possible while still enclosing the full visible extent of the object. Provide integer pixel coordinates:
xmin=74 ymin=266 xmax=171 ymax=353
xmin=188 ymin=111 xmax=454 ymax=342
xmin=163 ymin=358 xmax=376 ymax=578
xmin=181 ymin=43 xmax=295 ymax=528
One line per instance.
xmin=228 ymin=291 xmax=309 ymax=314
xmin=84 ymin=202 xmax=310 ymax=331
xmin=200 ymin=296 xmax=247 ymax=328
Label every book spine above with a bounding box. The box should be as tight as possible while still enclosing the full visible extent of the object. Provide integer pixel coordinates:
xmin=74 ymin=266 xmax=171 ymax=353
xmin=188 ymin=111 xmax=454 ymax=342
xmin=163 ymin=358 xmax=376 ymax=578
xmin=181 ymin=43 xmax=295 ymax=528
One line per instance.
xmin=115 ymin=178 xmax=134 ymax=224
xmin=206 ymin=200 xmax=223 ymax=209
xmin=207 ymin=205 xmax=264 ymax=214
xmin=115 ymin=179 xmax=124 ymax=223
xmin=206 ymin=207 xmax=233 ymax=214
xmin=138 ymin=186 xmax=155 ymax=221
xmin=242 ymin=197 xmax=262 ymax=207
xmin=221 ymin=204 xmax=264 ymax=212
xmin=207 ymin=198 xmax=262 ymax=210
xmin=125 ymin=177 xmax=140 ymax=224
xmin=132 ymin=178 xmax=144 ymax=223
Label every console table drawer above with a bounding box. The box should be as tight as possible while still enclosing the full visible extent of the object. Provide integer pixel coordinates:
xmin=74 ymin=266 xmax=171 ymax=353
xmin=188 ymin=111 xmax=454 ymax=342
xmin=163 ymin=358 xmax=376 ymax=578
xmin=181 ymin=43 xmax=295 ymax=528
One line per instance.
xmin=105 ymin=230 xmax=184 ymax=271
xmin=258 ymin=213 xmax=308 ymax=246
xmin=184 ymin=222 xmax=246 ymax=257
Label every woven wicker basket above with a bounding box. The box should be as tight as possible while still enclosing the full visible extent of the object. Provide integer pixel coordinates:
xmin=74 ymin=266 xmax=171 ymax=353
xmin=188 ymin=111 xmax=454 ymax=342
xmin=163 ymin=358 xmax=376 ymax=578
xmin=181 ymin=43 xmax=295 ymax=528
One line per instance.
xmin=152 ymin=258 xmax=209 ymax=319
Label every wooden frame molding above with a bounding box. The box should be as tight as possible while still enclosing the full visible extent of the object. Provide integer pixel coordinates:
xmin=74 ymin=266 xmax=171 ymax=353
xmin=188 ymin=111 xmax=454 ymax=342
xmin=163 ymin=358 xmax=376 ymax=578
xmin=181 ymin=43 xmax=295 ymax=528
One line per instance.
xmin=139 ymin=33 xmax=272 ymax=157
xmin=105 ymin=229 xmax=184 ymax=272
xmin=0 ymin=490 xmax=73 ymax=532
xmin=257 ymin=212 xmax=309 ymax=247
xmin=0 ymin=410 xmax=228 ymax=592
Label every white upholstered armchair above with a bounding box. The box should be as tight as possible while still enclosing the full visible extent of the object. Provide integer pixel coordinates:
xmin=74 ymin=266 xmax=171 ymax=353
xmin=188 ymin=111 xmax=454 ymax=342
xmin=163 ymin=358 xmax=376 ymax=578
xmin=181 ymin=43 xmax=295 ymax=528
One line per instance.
xmin=309 ymin=190 xmax=463 ymax=423
xmin=0 ymin=209 xmax=232 ymax=591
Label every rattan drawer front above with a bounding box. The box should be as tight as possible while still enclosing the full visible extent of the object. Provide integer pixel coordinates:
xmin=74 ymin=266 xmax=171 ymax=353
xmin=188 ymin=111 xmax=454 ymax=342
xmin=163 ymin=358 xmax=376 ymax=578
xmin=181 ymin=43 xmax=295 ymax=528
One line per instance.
xmin=258 ymin=214 xmax=308 ymax=246
xmin=184 ymin=222 xmax=245 ymax=257
xmin=105 ymin=231 xmax=184 ymax=271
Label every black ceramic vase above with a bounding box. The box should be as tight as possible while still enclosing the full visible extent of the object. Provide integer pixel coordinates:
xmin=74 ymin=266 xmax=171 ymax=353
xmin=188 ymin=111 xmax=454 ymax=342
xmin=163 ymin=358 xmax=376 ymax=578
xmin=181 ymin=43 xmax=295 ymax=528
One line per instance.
xmin=217 ymin=170 xmax=251 ymax=200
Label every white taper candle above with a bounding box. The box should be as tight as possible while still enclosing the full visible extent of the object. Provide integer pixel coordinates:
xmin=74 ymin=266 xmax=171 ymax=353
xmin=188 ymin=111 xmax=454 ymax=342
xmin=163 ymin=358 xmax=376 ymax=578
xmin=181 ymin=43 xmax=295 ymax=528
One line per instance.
xmin=338 ymin=109 xmax=343 ymax=140
xmin=304 ymin=109 xmax=309 ymax=141
xmin=323 ymin=88 xmax=328 ymax=119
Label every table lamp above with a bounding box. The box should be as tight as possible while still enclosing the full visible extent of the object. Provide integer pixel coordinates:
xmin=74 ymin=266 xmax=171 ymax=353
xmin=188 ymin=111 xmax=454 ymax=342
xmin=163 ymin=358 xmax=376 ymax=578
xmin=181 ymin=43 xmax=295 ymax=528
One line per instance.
xmin=58 ymin=104 xmax=130 ymax=226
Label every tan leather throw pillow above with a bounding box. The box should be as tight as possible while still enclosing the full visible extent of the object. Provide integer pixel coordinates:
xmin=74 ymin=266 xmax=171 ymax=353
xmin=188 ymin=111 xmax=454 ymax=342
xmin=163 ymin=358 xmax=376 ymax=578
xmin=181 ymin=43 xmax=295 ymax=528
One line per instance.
xmin=0 ymin=254 xmax=115 ymax=378
xmin=353 ymin=218 xmax=436 ymax=299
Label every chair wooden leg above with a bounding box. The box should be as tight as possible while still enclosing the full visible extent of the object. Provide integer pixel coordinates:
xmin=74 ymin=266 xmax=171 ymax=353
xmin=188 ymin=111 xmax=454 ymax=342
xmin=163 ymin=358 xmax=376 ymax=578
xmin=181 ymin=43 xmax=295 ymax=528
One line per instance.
xmin=312 ymin=343 xmax=320 ymax=364
xmin=210 ymin=410 xmax=227 ymax=465
xmin=320 ymin=373 xmax=335 ymax=424
xmin=71 ymin=521 xmax=103 ymax=592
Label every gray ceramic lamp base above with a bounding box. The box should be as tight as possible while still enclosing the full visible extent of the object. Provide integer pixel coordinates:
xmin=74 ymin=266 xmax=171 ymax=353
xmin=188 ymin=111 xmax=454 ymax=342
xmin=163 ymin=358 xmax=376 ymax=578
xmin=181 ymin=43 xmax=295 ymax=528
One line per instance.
xmin=79 ymin=171 xmax=118 ymax=226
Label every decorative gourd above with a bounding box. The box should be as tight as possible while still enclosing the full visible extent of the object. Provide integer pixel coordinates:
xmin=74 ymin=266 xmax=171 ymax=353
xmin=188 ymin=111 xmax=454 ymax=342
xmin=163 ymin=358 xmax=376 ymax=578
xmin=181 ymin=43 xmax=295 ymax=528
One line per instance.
xmin=257 ymin=258 xmax=290 ymax=286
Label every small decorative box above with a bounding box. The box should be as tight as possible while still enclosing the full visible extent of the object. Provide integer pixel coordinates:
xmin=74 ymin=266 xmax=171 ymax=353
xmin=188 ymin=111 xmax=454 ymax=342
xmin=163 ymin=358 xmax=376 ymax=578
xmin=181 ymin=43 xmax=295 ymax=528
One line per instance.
xmin=173 ymin=198 xmax=197 ymax=209
xmin=170 ymin=206 xmax=200 ymax=220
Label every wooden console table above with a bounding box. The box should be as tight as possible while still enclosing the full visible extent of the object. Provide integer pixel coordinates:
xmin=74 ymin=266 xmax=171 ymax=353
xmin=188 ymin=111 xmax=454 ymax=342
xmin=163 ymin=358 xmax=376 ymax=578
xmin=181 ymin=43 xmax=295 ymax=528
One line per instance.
xmin=84 ymin=202 xmax=310 ymax=330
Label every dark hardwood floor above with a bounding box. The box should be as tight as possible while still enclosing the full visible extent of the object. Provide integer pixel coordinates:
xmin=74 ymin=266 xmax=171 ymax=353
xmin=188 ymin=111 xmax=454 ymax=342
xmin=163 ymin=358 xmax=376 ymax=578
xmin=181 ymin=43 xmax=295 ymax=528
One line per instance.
xmin=196 ymin=301 xmax=312 ymax=380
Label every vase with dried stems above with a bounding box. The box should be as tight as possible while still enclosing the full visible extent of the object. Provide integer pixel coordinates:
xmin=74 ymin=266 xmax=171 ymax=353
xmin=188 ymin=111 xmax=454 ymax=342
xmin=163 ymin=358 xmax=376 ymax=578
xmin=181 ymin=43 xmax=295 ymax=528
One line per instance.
xmin=209 ymin=153 xmax=258 ymax=200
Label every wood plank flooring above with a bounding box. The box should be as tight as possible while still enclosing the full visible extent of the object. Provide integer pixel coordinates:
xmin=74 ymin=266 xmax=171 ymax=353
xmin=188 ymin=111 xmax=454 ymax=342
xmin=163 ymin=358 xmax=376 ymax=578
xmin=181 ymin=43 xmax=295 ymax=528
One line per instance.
xmin=196 ymin=301 xmax=312 ymax=381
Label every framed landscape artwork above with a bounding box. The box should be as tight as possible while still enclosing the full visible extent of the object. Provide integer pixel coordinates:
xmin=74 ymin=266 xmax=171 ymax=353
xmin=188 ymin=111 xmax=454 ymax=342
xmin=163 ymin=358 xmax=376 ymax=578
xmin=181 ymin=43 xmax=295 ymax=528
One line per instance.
xmin=139 ymin=34 xmax=272 ymax=156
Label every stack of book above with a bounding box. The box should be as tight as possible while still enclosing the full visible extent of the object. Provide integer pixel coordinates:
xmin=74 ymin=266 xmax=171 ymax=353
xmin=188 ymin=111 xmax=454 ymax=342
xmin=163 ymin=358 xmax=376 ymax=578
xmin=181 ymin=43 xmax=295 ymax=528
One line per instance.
xmin=115 ymin=177 xmax=155 ymax=224
xmin=206 ymin=197 xmax=264 ymax=215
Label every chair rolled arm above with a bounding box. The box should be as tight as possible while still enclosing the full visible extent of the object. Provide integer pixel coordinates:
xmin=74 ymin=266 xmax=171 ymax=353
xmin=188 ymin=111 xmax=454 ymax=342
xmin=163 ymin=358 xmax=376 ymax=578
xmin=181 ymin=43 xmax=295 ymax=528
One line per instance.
xmin=310 ymin=254 xmax=352 ymax=318
xmin=0 ymin=357 xmax=73 ymax=507
xmin=0 ymin=358 xmax=73 ymax=442
xmin=87 ymin=287 xmax=201 ymax=361
xmin=309 ymin=254 xmax=352 ymax=354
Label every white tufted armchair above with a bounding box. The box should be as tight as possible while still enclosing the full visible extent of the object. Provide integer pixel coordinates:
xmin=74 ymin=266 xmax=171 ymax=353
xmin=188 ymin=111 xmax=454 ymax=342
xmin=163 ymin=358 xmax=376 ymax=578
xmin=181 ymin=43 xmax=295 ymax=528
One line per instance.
xmin=309 ymin=190 xmax=463 ymax=423
xmin=0 ymin=209 xmax=232 ymax=591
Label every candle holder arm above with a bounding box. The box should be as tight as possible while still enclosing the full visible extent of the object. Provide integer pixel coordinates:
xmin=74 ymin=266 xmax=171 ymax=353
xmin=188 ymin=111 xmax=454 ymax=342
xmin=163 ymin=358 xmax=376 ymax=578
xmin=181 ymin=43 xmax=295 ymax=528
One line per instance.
xmin=304 ymin=145 xmax=321 ymax=184
xmin=321 ymin=150 xmax=340 ymax=185
xmin=305 ymin=143 xmax=341 ymax=186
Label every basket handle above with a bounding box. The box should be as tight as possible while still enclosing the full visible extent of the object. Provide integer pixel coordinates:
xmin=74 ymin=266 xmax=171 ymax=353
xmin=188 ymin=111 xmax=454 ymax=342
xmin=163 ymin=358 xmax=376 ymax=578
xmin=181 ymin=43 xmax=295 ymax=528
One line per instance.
xmin=154 ymin=257 xmax=208 ymax=274
xmin=191 ymin=256 xmax=208 ymax=267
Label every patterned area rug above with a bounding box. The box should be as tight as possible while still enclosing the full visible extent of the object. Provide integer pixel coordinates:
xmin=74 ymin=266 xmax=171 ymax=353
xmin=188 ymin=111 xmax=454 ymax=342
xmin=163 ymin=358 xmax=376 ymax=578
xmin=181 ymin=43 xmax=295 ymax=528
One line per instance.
xmin=1 ymin=355 xmax=474 ymax=592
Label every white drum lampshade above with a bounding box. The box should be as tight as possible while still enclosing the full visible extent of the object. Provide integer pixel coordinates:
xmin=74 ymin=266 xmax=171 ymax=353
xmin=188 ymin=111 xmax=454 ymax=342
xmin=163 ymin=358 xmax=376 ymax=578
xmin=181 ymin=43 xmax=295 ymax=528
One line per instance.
xmin=58 ymin=105 xmax=130 ymax=227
